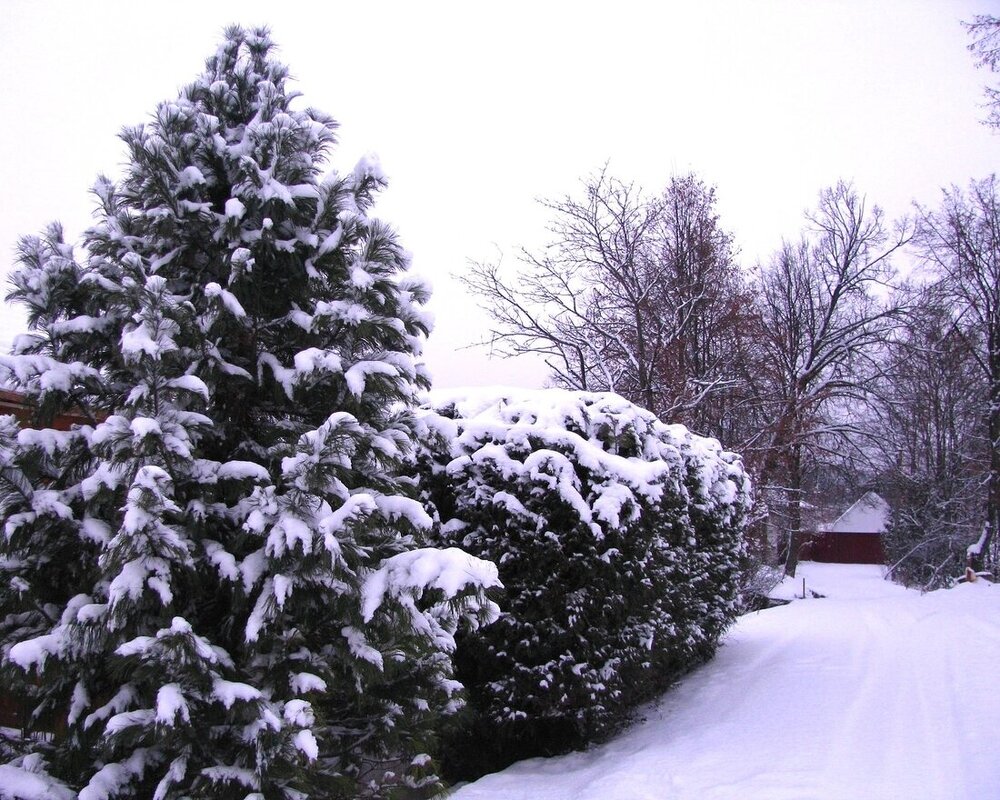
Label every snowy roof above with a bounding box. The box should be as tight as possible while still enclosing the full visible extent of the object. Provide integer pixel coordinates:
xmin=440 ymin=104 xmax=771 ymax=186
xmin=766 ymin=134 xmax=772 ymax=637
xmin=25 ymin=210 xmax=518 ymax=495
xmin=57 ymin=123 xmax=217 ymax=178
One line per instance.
xmin=827 ymin=492 xmax=890 ymax=535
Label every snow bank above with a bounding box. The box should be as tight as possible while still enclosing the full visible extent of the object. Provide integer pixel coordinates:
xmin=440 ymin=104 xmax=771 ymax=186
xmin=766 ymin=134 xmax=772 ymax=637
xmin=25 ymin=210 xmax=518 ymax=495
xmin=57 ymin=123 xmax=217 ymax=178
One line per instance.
xmin=769 ymin=561 xmax=914 ymax=602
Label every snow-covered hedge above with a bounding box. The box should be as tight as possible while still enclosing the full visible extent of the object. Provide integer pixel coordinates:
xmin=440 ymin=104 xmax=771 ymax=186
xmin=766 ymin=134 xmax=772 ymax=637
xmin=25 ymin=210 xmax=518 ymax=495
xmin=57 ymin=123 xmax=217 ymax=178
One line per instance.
xmin=413 ymin=388 xmax=750 ymax=776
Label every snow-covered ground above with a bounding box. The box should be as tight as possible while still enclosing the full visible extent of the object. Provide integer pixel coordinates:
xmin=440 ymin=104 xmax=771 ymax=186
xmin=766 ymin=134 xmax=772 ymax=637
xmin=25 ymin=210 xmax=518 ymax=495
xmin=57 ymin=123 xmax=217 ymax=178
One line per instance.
xmin=446 ymin=562 xmax=1000 ymax=800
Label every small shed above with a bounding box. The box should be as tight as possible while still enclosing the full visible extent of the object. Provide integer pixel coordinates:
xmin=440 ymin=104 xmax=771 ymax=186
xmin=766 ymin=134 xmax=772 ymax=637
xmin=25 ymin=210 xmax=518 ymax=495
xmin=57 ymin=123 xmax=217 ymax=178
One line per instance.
xmin=801 ymin=492 xmax=889 ymax=564
xmin=0 ymin=388 xmax=33 ymax=424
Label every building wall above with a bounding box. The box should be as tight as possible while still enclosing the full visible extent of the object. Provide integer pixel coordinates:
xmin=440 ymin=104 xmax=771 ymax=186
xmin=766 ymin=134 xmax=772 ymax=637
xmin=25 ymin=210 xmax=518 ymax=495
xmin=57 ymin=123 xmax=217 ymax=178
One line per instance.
xmin=0 ymin=389 xmax=93 ymax=431
xmin=798 ymin=531 xmax=886 ymax=565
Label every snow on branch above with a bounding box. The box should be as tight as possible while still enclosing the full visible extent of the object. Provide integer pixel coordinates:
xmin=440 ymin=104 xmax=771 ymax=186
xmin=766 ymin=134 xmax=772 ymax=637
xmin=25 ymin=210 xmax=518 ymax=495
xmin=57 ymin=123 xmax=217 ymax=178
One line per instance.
xmin=361 ymin=547 xmax=502 ymax=623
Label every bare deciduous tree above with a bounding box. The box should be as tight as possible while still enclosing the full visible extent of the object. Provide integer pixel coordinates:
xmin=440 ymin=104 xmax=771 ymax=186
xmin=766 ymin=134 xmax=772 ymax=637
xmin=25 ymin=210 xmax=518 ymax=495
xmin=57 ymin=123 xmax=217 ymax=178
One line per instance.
xmin=462 ymin=169 xmax=752 ymax=431
xmin=647 ymin=174 xmax=755 ymax=437
xmin=966 ymin=14 xmax=1000 ymax=129
xmin=915 ymin=176 xmax=1000 ymax=574
xmin=874 ymin=290 xmax=986 ymax=588
xmin=752 ymin=182 xmax=908 ymax=577
xmin=462 ymin=169 xmax=657 ymax=399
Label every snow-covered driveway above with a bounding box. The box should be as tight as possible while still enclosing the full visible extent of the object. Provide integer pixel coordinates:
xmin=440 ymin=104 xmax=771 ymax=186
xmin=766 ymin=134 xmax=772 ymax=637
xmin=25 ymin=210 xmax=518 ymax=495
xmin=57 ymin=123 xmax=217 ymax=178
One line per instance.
xmin=448 ymin=564 xmax=1000 ymax=800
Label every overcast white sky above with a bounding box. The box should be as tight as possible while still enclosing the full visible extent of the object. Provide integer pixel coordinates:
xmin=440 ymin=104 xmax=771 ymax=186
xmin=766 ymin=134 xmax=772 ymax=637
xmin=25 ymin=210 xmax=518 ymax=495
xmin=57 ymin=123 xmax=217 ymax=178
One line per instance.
xmin=2 ymin=0 xmax=999 ymax=388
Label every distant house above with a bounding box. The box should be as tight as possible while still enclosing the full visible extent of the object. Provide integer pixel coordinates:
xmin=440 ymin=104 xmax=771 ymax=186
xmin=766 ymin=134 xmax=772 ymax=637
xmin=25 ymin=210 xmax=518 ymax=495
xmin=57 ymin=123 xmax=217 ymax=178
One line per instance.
xmin=800 ymin=491 xmax=889 ymax=565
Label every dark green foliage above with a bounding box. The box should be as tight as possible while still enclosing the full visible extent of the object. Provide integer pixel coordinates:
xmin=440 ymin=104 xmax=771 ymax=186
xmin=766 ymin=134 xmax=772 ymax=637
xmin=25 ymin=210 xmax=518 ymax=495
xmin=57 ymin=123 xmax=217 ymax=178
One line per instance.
xmin=412 ymin=389 xmax=750 ymax=780
xmin=0 ymin=27 xmax=498 ymax=799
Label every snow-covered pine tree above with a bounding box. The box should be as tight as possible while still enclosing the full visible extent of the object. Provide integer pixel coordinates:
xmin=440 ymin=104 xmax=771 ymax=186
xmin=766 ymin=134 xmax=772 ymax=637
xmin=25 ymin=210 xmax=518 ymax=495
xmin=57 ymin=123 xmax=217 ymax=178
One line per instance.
xmin=0 ymin=26 xmax=499 ymax=799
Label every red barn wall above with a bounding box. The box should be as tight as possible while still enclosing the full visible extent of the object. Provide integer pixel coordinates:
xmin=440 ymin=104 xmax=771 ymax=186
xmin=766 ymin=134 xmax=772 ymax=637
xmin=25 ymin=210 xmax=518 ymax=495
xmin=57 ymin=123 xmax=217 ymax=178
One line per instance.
xmin=798 ymin=531 xmax=886 ymax=565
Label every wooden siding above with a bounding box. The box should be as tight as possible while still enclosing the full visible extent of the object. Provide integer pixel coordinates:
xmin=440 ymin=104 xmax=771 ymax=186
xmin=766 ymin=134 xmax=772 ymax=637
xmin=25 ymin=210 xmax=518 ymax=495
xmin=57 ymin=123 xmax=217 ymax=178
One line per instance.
xmin=798 ymin=531 xmax=886 ymax=565
xmin=0 ymin=389 xmax=93 ymax=431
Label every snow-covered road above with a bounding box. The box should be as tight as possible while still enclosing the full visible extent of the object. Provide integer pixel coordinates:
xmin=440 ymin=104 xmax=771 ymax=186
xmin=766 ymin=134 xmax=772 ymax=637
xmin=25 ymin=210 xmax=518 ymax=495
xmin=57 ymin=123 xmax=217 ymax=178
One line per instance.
xmin=447 ymin=563 xmax=1000 ymax=800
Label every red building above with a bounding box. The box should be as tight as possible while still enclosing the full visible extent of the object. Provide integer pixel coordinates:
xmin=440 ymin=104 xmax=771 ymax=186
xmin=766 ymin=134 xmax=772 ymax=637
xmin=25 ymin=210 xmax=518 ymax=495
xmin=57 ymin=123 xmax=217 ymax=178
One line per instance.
xmin=799 ymin=492 xmax=888 ymax=565
xmin=0 ymin=388 xmax=93 ymax=430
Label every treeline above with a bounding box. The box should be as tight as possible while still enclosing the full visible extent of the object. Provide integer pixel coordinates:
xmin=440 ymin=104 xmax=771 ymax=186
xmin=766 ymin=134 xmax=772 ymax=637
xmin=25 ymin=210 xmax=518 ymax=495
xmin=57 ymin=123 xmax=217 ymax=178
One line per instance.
xmin=465 ymin=170 xmax=1000 ymax=587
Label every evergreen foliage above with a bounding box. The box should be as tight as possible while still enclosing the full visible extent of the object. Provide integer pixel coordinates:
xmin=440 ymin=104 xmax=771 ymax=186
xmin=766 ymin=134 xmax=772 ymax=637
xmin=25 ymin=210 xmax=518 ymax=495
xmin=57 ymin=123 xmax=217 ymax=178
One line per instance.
xmin=0 ymin=27 xmax=499 ymax=799
xmin=412 ymin=389 xmax=750 ymax=779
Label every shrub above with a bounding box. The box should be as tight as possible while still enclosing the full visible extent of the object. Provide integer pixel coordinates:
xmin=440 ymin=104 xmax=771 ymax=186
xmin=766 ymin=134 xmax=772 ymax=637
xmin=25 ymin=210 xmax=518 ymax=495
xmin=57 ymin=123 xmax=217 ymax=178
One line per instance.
xmin=413 ymin=388 xmax=750 ymax=779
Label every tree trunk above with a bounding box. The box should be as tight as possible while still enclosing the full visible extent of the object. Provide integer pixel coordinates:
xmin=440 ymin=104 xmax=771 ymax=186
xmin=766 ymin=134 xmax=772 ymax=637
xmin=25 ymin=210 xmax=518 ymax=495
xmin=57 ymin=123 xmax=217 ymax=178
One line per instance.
xmin=972 ymin=377 xmax=1000 ymax=573
xmin=783 ymin=444 xmax=803 ymax=578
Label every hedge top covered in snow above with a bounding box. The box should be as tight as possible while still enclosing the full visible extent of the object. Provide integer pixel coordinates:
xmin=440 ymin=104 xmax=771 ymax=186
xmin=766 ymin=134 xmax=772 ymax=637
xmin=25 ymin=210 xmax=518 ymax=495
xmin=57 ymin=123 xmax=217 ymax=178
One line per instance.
xmin=421 ymin=386 xmax=751 ymax=531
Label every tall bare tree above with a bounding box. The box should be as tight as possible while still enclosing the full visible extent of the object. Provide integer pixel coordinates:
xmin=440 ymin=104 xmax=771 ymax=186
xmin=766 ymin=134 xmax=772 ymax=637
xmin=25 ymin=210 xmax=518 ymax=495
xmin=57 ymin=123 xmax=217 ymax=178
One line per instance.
xmin=874 ymin=289 xmax=986 ymax=588
xmin=966 ymin=14 xmax=1000 ymax=129
xmin=462 ymin=169 xmax=657 ymax=400
xmin=752 ymin=182 xmax=908 ymax=577
xmin=647 ymin=174 xmax=755 ymax=437
xmin=915 ymin=176 xmax=1000 ymax=573
xmin=462 ymin=169 xmax=752 ymax=432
